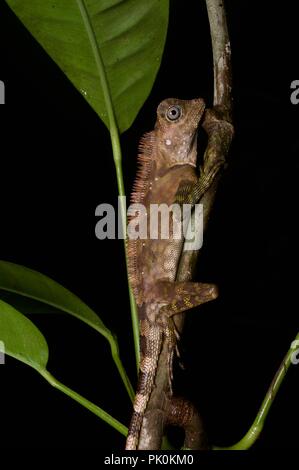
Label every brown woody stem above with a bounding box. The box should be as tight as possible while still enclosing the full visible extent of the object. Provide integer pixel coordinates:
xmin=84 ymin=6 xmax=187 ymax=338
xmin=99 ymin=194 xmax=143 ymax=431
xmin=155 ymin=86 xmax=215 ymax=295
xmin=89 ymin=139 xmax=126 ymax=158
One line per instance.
xmin=138 ymin=0 xmax=233 ymax=449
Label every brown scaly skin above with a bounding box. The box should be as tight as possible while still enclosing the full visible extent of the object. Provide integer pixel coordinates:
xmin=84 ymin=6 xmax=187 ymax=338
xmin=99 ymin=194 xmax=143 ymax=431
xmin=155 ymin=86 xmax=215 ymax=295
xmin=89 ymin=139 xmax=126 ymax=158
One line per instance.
xmin=126 ymin=98 xmax=218 ymax=450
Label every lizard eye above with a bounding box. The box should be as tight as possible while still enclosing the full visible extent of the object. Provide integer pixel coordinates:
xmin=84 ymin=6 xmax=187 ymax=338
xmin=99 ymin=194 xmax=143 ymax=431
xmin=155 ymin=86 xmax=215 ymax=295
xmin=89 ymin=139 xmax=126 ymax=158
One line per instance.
xmin=166 ymin=105 xmax=182 ymax=121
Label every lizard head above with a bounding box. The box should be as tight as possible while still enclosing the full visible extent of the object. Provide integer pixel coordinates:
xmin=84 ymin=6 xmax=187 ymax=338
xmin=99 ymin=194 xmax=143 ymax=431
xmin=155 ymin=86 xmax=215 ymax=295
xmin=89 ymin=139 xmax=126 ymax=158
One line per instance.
xmin=155 ymin=98 xmax=205 ymax=168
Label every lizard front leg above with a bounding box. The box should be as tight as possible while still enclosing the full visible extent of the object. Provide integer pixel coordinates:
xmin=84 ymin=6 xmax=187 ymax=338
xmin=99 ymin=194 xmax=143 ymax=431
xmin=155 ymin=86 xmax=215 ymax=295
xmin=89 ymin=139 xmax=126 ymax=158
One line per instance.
xmin=153 ymin=280 xmax=218 ymax=315
xmin=175 ymin=107 xmax=234 ymax=207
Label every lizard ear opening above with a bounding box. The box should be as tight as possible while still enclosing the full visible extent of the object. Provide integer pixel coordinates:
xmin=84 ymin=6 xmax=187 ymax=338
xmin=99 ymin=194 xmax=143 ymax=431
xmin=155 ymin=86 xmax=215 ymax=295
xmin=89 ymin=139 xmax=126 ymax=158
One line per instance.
xmin=166 ymin=105 xmax=182 ymax=122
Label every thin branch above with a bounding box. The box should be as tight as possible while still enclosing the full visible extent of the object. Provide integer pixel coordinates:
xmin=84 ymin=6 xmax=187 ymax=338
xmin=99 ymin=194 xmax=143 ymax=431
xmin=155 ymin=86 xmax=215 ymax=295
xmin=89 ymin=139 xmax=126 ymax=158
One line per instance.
xmin=214 ymin=331 xmax=299 ymax=449
xmin=205 ymin=0 xmax=232 ymax=120
xmin=138 ymin=0 xmax=234 ymax=450
xmin=205 ymin=1 xmax=298 ymax=451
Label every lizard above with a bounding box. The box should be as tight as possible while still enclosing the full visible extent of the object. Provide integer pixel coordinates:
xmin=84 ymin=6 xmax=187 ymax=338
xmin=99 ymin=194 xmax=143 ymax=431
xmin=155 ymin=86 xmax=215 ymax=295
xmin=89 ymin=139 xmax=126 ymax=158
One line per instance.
xmin=125 ymin=97 xmax=221 ymax=450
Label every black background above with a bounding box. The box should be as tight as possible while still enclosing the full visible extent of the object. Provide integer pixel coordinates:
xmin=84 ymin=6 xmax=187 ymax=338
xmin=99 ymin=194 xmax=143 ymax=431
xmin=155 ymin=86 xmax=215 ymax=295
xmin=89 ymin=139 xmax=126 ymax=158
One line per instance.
xmin=0 ymin=0 xmax=298 ymax=453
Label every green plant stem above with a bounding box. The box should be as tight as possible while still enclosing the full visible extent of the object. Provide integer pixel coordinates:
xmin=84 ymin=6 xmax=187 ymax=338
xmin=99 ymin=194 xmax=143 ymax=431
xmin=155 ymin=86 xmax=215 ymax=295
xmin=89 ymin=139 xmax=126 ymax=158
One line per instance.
xmin=107 ymin=333 xmax=135 ymax=402
xmin=1 ymin=284 xmax=134 ymax=403
xmin=214 ymin=331 xmax=299 ymax=450
xmin=41 ymin=370 xmax=128 ymax=437
xmin=77 ymin=0 xmax=140 ymax=371
xmin=113 ymin=138 xmax=140 ymax=371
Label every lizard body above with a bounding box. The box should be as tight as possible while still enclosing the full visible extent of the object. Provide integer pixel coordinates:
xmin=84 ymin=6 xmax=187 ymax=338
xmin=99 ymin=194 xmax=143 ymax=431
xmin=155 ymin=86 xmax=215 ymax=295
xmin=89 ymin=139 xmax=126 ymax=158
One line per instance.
xmin=126 ymin=98 xmax=218 ymax=450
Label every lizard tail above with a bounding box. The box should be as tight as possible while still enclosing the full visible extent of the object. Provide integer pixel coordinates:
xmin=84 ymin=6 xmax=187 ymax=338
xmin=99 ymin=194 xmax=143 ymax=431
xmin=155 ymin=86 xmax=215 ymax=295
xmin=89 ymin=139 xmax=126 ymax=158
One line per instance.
xmin=126 ymin=322 xmax=163 ymax=450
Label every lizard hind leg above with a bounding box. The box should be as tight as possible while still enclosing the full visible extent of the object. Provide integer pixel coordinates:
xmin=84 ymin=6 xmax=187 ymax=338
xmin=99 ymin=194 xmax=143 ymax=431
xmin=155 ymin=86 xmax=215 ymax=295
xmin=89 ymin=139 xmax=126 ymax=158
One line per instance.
xmin=156 ymin=280 xmax=218 ymax=317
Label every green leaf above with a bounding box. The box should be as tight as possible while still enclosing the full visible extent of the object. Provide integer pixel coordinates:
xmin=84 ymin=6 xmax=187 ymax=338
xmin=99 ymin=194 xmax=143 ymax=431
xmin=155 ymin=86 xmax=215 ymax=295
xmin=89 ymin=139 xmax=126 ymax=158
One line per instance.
xmin=0 ymin=299 xmax=48 ymax=371
xmin=0 ymin=291 xmax=67 ymax=314
xmin=5 ymin=0 xmax=169 ymax=133
xmin=0 ymin=299 xmax=127 ymax=436
xmin=0 ymin=260 xmax=135 ymax=401
xmin=0 ymin=260 xmax=110 ymax=338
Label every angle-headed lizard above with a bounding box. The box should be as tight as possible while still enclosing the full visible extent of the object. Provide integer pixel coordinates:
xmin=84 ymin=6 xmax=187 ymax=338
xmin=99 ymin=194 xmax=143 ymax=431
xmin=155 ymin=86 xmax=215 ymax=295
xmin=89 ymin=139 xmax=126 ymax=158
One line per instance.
xmin=126 ymin=98 xmax=221 ymax=450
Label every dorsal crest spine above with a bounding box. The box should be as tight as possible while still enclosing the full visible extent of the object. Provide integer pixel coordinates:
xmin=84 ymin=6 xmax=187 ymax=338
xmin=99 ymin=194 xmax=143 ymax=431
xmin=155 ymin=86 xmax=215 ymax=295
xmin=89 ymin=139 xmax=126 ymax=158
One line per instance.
xmin=127 ymin=131 xmax=155 ymax=304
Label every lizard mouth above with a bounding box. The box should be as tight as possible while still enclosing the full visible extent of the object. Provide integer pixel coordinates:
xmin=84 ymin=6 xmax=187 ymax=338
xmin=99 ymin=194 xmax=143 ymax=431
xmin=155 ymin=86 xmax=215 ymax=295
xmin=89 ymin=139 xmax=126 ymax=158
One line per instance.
xmin=180 ymin=99 xmax=205 ymax=167
xmin=190 ymin=99 xmax=206 ymax=128
xmin=187 ymin=132 xmax=198 ymax=167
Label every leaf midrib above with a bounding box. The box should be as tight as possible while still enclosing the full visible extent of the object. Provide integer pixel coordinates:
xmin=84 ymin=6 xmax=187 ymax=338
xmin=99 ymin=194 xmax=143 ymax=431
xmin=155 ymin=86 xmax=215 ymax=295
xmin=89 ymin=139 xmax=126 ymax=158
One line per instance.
xmin=76 ymin=0 xmax=117 ymax=132
xmin=0 ymin=286 xmax=111 ymax=338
